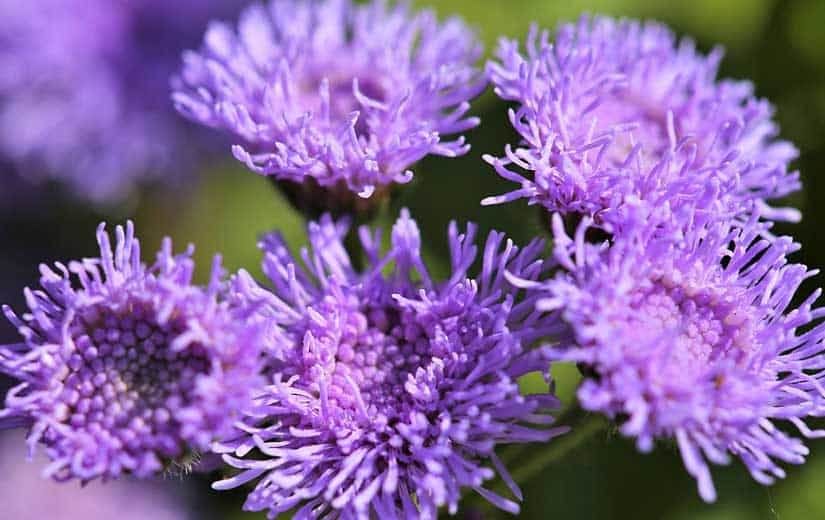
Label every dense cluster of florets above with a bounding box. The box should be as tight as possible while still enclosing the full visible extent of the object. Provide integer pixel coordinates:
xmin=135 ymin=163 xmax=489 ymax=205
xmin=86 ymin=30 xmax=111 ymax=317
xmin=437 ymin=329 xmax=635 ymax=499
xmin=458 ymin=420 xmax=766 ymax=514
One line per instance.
xmin=215 ymin=210 xmax=566 ymax=518
xmin=173 ymin=0 xmax=485 ymax=212
xmin=484 ymin=16 xmax=800 ymax=232
xmin=475 ymin=12 xmax=825 ymax=509
xmin=3 ymin=1 xmax=825 ymax=517
xmin=476 ymin=15 xmax=825 ymax=504
xmin=529 ymin=211 xmax=825 ymax=501
xmin=0 ymin=222 xmax=263 ymax=481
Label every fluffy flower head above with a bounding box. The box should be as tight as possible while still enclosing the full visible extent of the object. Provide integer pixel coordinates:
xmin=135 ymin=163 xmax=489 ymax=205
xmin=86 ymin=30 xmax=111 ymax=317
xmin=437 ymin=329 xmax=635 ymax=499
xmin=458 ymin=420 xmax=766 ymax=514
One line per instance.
xmin=538 ymin=212 xmax=825 ymax=501
xmin=173 ymin=0 xmax=485 ymax=208
xmin=484 ymin=16 xmax=800 ymax=230
xmin=0 ymin=222 xmax=263 ymax=482
xmin=217 ymin=210 xmax=566 ymax=518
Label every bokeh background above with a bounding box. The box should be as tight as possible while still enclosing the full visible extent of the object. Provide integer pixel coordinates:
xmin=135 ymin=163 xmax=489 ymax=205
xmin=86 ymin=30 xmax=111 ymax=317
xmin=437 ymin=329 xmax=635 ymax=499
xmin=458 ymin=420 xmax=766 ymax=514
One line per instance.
xmin=2 ymin=0 xmax=825 ymax=518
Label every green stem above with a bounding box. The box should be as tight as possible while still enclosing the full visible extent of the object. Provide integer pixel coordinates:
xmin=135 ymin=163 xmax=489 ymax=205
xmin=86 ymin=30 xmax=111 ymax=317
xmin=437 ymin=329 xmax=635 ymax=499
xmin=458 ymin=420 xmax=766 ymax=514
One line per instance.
xmin=498 ymin=400 xmax=591 ymax=467
xmin=344 ymin=225 xmax=364 ymax=271
xmin=456 ymin=408 xmax=607 ymax=517
xmin=509 ymin=413 xmax=607 ymax=485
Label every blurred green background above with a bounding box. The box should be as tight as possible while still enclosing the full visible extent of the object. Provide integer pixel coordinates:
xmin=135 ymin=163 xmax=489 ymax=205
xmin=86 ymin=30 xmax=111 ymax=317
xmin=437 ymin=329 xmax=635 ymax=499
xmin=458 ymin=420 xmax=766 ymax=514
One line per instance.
xmin=3 ymin=0 xmax=825 ymax=518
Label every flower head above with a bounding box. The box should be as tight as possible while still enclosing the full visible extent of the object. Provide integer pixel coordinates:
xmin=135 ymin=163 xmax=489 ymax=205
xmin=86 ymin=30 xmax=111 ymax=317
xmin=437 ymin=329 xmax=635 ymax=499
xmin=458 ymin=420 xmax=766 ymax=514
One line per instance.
xmin=0 ymin=222 xmax=263 ymax=482
xmin=217 ymin=210 xmax=566 ymax=518
xmin=537 ymin=212 xmax=825 ymax=501
xmin=173 ymin=0 xmax=485 ymax=213
xmin=484 ymin=16 xmax=800 ymax=231
xmin=0 ymin=0 xmax=237 ymax=203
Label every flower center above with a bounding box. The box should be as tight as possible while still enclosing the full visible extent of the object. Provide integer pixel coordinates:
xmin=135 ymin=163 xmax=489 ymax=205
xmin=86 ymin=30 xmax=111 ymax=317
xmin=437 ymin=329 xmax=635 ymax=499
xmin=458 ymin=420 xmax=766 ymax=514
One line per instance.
xmin=295 ymin=65 xmax=387 ymax=137
xmin=287 ymin=284 xmax=483 ymax=427
xmin=584 ymin=91 xmax=672 ymax=172
xmin=56 ymin=299 xmax=210 ymax=457
xmin=624 ymin=275 xmax=756 ymax=373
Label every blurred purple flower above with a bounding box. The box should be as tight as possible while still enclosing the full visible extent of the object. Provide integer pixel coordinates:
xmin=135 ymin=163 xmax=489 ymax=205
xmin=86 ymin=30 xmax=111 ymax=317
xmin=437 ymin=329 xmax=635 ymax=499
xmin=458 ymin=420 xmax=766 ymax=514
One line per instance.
xmin=173 ymin=0 xmax=484 ymax=211
xmin=0 ymin=221 xmax=263 ymax=482
xmin=484 ymin=16 xmax=800 ymax=231
xmin=0 ymin=0 xmax=241 ymax=203
xmin=0 ymin=430 xmax=191 ymax=520
xmin=215 ymin=210 xmax=566 ymax=518
xmin=534 ymin=212 xmax=825 ymax=502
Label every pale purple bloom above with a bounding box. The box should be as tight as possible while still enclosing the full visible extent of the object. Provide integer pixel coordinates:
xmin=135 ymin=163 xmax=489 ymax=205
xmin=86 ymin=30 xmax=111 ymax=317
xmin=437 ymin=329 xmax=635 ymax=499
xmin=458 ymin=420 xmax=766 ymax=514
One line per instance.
xmin=484 ymin=16 xmax=800 ymax=231
xmin=0 ymin=0 xmax=239 ymax=203
xmin=173 ymin=0 xmax=484 ymax=210
xmin=0 ymin=222 xmax=263 ymax=482
xmin=0 ymin=431 xmax=191 ymax=519
xmin=215 ymin=210 xmax=566 ymax=518
xmin=534 ymin=211 xmax=825 ymax=502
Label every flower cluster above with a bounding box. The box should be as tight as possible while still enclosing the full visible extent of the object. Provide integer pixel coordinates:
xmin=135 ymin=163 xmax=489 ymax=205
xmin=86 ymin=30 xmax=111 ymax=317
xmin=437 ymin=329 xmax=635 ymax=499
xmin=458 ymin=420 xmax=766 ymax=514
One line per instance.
xmin=215 ymin=210 xmax=566 ymax=518
xmin=0 ymin=222 xmax=263 ymax=482
xmin=0 ymin=0 xmax=238 ymax=203
xmin=3 ymin=1 xmax=824 ymax=518
xmin=484 ymin=16 xmax=800 ymax=232
xmin=173 ymin=0 xmax=485 ymax=213
xmin=478 ymin=15 xmax=825 ymax=503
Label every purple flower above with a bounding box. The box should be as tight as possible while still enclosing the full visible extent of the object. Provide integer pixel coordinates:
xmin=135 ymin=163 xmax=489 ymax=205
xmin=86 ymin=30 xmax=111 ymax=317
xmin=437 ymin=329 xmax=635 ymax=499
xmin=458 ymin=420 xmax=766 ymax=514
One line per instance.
xmin=0 ymin=0 xmax=240 ymax=203
xmin=483 ymin=16 xmax=800 ymax=231
xmin=0 ymin=222 xmax=263 ymax=482
xmin=214 ymin=210 xmax=566 ymax=518
xmin=534 ymin=212 xmax=825 ymax=502
xmin=173 ymin=0 xmax=485 ymax=213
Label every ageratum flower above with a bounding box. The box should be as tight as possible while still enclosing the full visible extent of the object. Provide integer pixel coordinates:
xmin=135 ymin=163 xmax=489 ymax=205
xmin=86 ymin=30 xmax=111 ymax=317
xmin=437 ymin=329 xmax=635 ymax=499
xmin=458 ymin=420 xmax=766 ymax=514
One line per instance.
xmin=484 ymin=16 xmax=800 ymax=231
xmin=216 ymin=210 xmax=566 ymax=518
xmin=173 ymin=0 xmax=485 ymax=215
xmin=0 ymin=0 xmax=238 ymax=203
xmin=535 ymin=212 xmax=825 ymax=502
xmin=0 ymin=222 xmax=263 ymax=482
